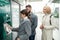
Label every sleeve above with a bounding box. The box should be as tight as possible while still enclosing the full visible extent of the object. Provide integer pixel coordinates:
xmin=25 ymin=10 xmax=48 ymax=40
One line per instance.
xmin=12 ymin=27 xmax=19 ymax=32
xmin=41 ymin=15 xmax=45 ymax=26
xmin=32 ymin=16 xmax=38 ymax=31
xmin=19 ymin=21 xmax=31 ymax=40
xmin=44 ymin=16 xmax=59 ymax=30
xmin=51 ymin=16 xmax=59 ymax=30
xmin=24 ymin=21 xmax=31 ymax=36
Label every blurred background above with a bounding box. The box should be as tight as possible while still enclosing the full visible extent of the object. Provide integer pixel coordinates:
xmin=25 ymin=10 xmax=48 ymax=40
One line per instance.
xmin=0 ymin=0 xmax=60 ymax=40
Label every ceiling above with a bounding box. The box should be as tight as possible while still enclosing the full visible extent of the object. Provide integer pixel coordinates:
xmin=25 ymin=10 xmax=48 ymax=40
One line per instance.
xmin=0 ymin=0 xmax=59 ymax=7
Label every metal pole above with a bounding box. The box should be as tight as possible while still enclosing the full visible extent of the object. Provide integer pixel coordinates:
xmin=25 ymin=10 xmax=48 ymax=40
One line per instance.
xmin=10 ymin=0 xmax=13 ymax=40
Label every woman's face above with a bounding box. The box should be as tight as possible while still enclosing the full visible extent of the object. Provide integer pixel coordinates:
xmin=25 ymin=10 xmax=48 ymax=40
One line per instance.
xmin=20 ymin=13 xmax=25 ymax=19
xmin=43 ymin=7 xmax=47 ymax=14
xmin=43 ymin=6 xmax=51 ymax=14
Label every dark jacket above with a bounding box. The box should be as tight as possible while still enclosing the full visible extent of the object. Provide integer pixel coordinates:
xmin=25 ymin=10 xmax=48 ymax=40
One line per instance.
xmin=28 ymin=13 xmax=38 ymax=35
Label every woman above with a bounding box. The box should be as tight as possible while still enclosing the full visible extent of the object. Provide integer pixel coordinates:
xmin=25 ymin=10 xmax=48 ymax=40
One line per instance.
xmin=40 ymin=6 xmax=57 ymax=40
xmin=9 ymin=9 xmax=31 ymax=40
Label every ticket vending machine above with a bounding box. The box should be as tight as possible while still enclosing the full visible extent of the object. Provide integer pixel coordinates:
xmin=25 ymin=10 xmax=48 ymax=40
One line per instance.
xmin=0 ymin=0 xmax=21 ymax=40
xmin=0 ymin=0 xmax=12 ymax=40
xmin=11 ymin=1 xmax=21 ymax=40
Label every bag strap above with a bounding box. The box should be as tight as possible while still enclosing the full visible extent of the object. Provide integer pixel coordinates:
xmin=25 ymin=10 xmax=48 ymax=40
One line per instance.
xmin=50 ymin=15 xmax=52 ymax=25
xmin=43 ymin=14 xmax=52 ymax=25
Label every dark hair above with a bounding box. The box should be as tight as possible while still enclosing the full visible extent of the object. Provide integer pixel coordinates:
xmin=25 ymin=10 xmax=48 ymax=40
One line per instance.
xmin=20 ymin=9 xmax=29 ymax=16
xmin=26 ymin=5 xmax=31 ymax=8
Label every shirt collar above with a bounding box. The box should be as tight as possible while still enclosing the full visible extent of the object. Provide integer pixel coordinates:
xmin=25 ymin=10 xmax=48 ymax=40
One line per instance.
xmin=45 ymin=13 xmax=52 ymax=16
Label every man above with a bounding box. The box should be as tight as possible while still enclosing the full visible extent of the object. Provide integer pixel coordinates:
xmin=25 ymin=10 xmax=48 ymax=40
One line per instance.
xmin=26 ymin=5 xmax=38 ymax=40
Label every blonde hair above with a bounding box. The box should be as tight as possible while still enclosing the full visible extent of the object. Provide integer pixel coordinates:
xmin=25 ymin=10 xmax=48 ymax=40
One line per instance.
xmin=43 ymin=6 xmax=51 ymax=14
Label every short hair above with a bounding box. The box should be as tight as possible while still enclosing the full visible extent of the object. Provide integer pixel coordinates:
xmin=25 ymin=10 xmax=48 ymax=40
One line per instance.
xmin=20 ymin=9 xmax=29 ymax=16
xmin=26 ymin=5 xmax=32 ymax=8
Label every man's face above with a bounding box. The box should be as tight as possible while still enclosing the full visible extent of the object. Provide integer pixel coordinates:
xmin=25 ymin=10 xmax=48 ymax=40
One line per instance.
xmin=26 ymin=7 xmax=31 ymax=13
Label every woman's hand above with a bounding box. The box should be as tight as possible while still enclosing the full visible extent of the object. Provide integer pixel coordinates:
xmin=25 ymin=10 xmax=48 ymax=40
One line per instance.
xmin=40 ymin=24 xmax=44 ymax=29
xmin=4 ymin=23 xmax=13 ymax=30
xmin=8 ymin=26 xmax=13 ymax=30
xmin=17 ymin=38 xmax=20 ymax=40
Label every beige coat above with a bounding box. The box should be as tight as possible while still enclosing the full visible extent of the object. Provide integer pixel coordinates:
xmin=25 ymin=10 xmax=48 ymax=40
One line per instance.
xmin=42 ymin=14 xmax=57 ymax=40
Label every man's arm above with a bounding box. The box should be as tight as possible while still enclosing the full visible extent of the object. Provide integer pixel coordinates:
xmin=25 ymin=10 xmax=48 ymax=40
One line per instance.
xmin=32 ymin=15 xmax=38 ymax=31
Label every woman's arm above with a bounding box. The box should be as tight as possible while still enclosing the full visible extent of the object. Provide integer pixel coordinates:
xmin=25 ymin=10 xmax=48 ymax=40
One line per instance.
xmin=19 ymin=21 xmax=31 ymax=40
xmin=4 ymin=23 xmax=19 ymax=32
xmin=12 ymin=27 xmax=19 ymax=32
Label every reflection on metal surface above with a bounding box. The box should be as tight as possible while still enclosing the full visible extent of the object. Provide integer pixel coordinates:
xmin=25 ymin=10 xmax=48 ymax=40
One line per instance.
xmin=29 ymin=0 xmax=42 ymax=2
xmin=52 ymin=0 xmax=60 ymax=3
xmin=0 ymin=0 xmax=10 ymax=6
